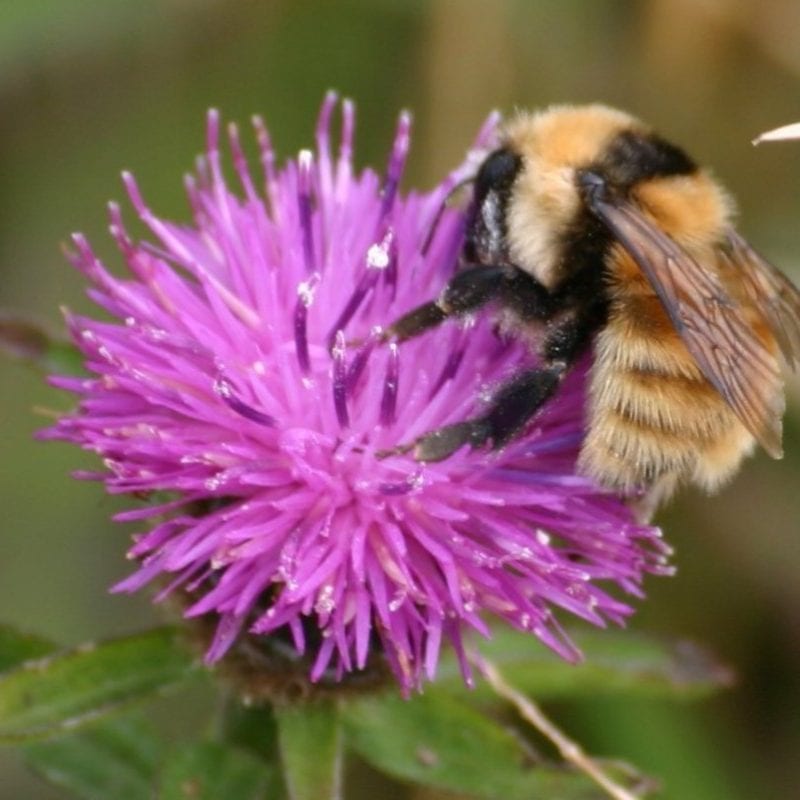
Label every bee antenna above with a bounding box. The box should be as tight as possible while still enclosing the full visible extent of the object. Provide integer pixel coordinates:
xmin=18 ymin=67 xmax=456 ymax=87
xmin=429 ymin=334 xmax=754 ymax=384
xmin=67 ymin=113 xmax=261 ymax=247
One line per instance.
xmin=421 ymin=176 xmax=475 ymax=256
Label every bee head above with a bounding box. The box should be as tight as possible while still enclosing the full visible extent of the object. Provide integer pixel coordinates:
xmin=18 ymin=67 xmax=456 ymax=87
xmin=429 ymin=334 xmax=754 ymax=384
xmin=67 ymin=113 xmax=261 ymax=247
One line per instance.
xmin=470 ymin=104 xmax=699 ymax=289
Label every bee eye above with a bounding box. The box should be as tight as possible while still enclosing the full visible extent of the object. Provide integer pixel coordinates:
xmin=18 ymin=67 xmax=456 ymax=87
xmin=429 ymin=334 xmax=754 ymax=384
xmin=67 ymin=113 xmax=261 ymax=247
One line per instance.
xmin=474 ymin=148 xmax=521 ymax=198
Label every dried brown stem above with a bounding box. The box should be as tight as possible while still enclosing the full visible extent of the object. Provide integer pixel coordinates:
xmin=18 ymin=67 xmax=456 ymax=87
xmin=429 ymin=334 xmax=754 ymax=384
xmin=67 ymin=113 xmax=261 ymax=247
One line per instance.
xmin=478 ymin=655 xmax=642 ymax=800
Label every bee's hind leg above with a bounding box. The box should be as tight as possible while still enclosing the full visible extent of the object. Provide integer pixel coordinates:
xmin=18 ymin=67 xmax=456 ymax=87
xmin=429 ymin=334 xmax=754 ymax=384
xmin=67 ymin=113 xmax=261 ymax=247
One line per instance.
xmin=407 ymin=313 xmax=589 ymax=462
xmin=628 ymin=473 xmax=679 ymax=523
xmin=413 ymin=364 xmax=566 ymax=461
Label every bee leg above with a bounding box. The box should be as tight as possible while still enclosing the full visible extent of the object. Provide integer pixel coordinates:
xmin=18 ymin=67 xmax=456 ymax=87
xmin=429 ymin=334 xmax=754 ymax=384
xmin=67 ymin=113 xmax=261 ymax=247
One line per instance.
xmin=385 ymin=264 xmax=507 ymax=342
xmin=484 ymin=364 xmax=567 ymax=448
xmin=412 ymin=309 xmax=597 ymax=461
xmin=409 ymin=419 xmax=493 ymax=462
xmin=414 ymin=364 xmax=566 ymax=461
xmin=629 ymin=474 xmax=679 ymax=523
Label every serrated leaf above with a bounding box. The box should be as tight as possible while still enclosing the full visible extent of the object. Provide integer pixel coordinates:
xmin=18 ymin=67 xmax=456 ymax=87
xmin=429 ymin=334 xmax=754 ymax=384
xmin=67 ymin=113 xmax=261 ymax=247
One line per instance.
xmin=438 ymin=628 xmax=733 ymax=701
xmin=0 ymin=313 xmax=84 ymax=375
xmin=276 ymin=700 xmax=342 ymax=800
xmin=0 ymin=627 xmax=201 ymax=742
xmin=24 ymin=712 xmax=161 ymax=800
xmin=0 ymin=624 xmax=55 ymax=672
xmin=157 ymin=741 xmax=273 ymax=800
xmin=342 ymin=691 xmax=600 ymax=800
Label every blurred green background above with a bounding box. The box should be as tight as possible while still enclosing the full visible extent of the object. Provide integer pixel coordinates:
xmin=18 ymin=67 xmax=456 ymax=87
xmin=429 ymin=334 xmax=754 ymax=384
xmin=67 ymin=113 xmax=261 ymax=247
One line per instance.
xmin=1 ymin=1 xmax=799 ymax=797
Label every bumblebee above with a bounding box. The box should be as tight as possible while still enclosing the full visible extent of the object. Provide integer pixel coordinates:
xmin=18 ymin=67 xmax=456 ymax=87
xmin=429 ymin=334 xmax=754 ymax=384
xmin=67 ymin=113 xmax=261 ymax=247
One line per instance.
xmin=386 ymin=105 xmax=800 ymax=515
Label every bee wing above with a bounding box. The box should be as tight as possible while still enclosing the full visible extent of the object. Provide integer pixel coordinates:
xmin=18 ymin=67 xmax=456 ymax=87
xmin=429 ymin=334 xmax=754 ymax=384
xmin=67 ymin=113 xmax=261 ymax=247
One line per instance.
xmin=591 ymin=195 xmax=784 ymax=458
xmin=720 ymin=230 xmax=800 ymax=370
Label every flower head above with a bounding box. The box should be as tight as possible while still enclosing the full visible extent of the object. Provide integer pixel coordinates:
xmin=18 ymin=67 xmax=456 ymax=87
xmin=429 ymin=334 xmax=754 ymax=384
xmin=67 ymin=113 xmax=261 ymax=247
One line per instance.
xmin=46 ymin=94 xmax=671 ymax=693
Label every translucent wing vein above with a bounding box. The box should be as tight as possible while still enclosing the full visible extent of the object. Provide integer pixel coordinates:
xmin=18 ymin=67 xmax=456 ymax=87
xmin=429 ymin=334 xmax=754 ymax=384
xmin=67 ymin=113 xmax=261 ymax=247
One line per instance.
xmin=591 ymin=196 xmax=784 ymax=457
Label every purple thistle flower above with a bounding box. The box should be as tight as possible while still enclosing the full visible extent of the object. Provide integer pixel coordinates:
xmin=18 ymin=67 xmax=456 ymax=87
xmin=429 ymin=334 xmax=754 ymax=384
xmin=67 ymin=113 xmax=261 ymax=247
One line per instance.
xmin=44 ymin=94 xmax=672 ymax=693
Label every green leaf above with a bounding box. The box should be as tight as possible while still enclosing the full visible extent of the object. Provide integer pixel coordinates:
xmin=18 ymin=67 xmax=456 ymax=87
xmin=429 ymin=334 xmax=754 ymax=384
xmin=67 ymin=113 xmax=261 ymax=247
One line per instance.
xmin=221 ymin=700 xmax=280 ymax=759
xmin=157 ymin=741 xmax=274 ymax=800
xmin=438 ymin=628 xmax=733 ymax=701
xmin=0 ymin=627 xmax=201 ymax=742
xmin=276 ymin=700 xmax=342 ymax=800
xmin=343 ymin=691 xmax=600 ymax=799
xmin=0 ymin=313 xmax=84 ymax=375
xmin=0 ymin=624 xmax=55 ymax=672
xmin=24 ymin=712 xmax=161 ymax=800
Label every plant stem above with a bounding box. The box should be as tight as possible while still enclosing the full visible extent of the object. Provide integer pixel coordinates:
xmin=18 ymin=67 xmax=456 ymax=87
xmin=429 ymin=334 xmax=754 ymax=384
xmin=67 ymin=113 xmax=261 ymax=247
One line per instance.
xmin=478 ymin=655 xmax=642 ymax=800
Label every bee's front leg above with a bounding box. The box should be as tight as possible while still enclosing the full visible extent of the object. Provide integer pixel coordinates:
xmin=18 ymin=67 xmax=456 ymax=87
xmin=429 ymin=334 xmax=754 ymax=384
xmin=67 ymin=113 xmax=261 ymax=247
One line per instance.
xmin=384 ymin=264 xmax=507 ymax=342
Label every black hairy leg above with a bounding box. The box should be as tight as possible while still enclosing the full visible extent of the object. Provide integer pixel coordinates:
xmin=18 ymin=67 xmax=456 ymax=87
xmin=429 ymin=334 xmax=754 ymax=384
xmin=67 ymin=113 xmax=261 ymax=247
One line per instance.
xmin=379 ymin=262 xmax=604 ymax=462
xmin=413 ymin=364 xmax=567 ymax=461
xmin=393 ymin=307 xmax=599 ymax=462
xmin=384 ymin=264 xmax=507 ymax=342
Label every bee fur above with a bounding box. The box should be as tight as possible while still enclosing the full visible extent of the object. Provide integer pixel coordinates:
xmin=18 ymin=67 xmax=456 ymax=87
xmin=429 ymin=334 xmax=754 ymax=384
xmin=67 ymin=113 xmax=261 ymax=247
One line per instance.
xmin=385 ymin=104 xmax=800 ymax=518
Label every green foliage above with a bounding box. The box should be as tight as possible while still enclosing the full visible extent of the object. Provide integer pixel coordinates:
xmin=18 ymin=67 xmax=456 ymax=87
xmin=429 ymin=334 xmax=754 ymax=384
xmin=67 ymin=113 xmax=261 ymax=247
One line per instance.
xmin=0 ymin=622 xmax=733 ymax=798
xmin=343 ymin=690 xmax=602 ymax=799
xmin=0 ymin=625 xmax=54 ymax=672
xmin=436 ymin=627 xmax=733 ymax=701
xmin=0 ymin=628 xmax=201 ymax=742
xmin=24 ymin=714 xmax=161 ymax=800
xmin=156 ymin=741 xmax=275 ymax=800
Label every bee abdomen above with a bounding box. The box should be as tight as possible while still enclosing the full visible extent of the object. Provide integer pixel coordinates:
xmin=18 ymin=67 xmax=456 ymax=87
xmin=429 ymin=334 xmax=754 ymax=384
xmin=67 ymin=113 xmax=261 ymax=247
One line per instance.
xmin=581 ymin=334 xmax=755 ymax=493
xmin=599 ymin=367 xmax=729 ymax=437
xmin=580 ymin=403 xmax=700 ymax=491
